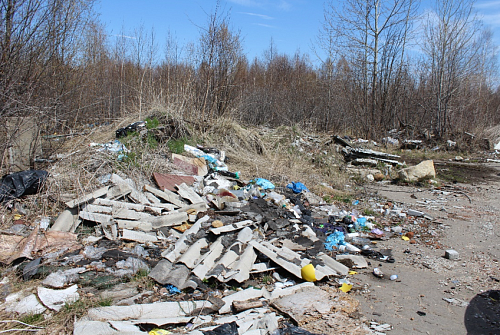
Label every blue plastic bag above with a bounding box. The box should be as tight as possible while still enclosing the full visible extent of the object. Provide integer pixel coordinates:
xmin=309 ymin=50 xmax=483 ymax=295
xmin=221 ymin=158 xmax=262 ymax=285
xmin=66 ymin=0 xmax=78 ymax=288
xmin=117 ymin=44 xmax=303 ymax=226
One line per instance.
xmin=286 ymin=182 xmax=309 ymax=193
xmin=252 ymin=178 xmax=275 ymax=190
xmin=324 ymin=231 xmax=346 ymax=251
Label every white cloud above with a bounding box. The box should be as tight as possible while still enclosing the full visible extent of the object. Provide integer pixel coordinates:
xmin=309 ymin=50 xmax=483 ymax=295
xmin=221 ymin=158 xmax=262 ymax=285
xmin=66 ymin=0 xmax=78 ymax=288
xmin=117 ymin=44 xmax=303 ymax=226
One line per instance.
xmin=254 ymin=23 xmax=277 ymax=28
xmin=239 ymin=12 xmax=274 ymax=19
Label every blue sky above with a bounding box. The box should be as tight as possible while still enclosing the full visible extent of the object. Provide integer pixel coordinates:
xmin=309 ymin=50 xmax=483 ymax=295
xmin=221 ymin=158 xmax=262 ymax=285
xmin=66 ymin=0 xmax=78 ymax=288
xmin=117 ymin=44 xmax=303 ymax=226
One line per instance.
xmin=97 ymin=0 xmax=500 ymax=64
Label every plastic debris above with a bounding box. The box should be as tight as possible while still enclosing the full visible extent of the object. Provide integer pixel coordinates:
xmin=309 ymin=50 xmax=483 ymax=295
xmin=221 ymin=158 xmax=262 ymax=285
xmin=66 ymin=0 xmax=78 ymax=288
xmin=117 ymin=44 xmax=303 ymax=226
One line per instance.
xmin=286 ymin=182 xmax=309 ymax=193
xmin=324 ymin=231 xmax=345 ymax=251
xmin=0 ymin=170 xmax=48 ymax=203
xmin=300 ymin=264 xmax=316 ymax=282
xmin=252 ymin=178 xmax=275 ymax=190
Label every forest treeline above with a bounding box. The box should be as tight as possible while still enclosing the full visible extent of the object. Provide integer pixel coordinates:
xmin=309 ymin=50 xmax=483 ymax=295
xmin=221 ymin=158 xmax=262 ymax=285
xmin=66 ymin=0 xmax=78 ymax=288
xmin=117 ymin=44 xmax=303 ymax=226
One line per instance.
xmin=1 ymin=0 xmax=499 ymax=142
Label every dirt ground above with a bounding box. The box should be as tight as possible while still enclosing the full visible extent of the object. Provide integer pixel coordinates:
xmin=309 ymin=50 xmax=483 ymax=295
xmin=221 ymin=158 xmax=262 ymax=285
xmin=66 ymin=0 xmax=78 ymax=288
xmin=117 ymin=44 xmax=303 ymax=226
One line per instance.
xmin=357 ymin=161 xmax=500 ymax=334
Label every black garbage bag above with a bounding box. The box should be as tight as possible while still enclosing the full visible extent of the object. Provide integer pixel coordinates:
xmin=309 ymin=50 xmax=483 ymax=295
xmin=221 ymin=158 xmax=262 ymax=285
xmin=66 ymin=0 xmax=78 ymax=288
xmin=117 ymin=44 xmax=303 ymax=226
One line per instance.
xmin=202 ymin=321 xmax=238 ymax=335
xmin=116 ymin=121 xmax=146 ymax=138
xmin=0 ymin=170 xmax=48 ymax=203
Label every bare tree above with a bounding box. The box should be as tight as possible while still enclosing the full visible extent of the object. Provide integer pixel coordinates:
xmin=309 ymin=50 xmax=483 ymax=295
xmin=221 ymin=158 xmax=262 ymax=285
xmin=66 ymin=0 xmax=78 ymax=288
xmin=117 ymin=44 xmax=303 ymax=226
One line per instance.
xmin=321 ymin=0 xmax=417 ymax=137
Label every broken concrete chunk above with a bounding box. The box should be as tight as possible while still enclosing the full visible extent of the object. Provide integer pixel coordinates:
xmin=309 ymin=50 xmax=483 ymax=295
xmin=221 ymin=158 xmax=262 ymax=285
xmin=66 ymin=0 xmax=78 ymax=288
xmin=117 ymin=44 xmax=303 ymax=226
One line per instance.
xmin=87 ymin=300 xmax=213 ymax=321
xmin=407 ymin=209 xmax=425 ymax=217
xmin=210 ymin=220 xmax=254 ymax=235
xmin=79 ymin=211 xmax=112 ymax=226
xmin=445 ymin=249 xmax=459 ymax=260
xmin=94 ymin=198 xmax=162 ymax=215
xmin=163 ymin=216 xmax=208 ymax=262
xmin=178 ymin=238 xmax=209 ymax=269
xmin=106 ymin=183 xmax=133 ymax=200
xmin=176 ymin=183 xmax=206 ymax=205
xmin=121 ymin=229 xmax=157 ymax=243
xmin=335 ymin=254 xmax=368 ymax=269
xmin=116 ymin=220 xmax=153 ymax=232
xmin=100 ymin=282 xmax=139 ymax=303
xmin=143 ymin=184 xmax=185 ymax=207
xmin=73 ymin=321 xmax=119 ymax=335
xmin=37 ymin=284 xmax=79 ymax=311
xmin=50 ymin=207 xmax=81 ymax=232
xmin=150 ymin=211 xmax=189 ymax=228
xmin=65 ymin=186 xmax=109 ymax=208
xmin=399 ymin=160 xmax=436 ymax=182
xmin=5 ymin=293 xmax=47 ymax=315
xmin=220 ymin=287 xmax=268 ymax=314
xmin=272 ymin=286 xmax=335 ymax=325
xmin=149 ymin=259 xmax=173 ymax=285
xmin=192 ymin=238 xmax=225 ymax=280
xmin=112 ymin=208 xmax=153 ymax=221
xmin=42 ymin=268 xmax=85 ymax=288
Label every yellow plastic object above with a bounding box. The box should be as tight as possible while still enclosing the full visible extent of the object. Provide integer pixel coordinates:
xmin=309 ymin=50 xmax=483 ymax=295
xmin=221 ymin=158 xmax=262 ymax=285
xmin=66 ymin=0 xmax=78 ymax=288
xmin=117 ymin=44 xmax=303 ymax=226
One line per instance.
xmin=402 ymin=236 xmax=410 ymax=241
xmin=149 ymin=329 xmax=171 ymax=335
xmin=339 ymin=283 xmax=353 ymax=293
xmin=301 ymin=264 xmax=316 ymax=282
xmin=348 ymin=271 xmax=358 ymax=275
xmin=13 ymin=214 xmax=22 ymax=220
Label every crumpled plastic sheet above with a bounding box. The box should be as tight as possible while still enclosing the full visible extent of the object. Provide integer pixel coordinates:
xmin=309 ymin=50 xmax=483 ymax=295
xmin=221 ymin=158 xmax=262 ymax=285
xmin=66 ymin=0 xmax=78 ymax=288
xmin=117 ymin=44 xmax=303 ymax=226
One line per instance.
xmin=286 ymin=182 xmax=309 ymax=194
xmin=0 ymin=170 xmax=48 ymax=203
xmin=252 ymin=178 xmax=275 ymax=190
xmin=324 ymin=230 xmax=345 ymax=251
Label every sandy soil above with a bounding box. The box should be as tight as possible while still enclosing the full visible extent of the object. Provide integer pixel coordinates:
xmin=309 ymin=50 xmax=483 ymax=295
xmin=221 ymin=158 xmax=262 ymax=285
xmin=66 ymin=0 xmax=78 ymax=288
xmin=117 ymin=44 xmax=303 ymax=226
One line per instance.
xmin=356 ymin=161 xmax=500 ymax=335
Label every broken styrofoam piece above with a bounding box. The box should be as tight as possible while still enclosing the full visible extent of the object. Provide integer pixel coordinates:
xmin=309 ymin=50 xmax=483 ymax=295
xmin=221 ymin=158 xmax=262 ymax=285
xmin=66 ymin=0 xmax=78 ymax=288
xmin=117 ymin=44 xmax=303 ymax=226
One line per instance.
xmin=121 ymin=229 xmax=157 ymax=243
xmin=5 ymin=293 xmax=47 ymax=315
xmin=219 ymin=287 xmax=269 ymax=314
xmin=88 ymin=300 xmax=213 ymax=321
xmin=163 ymin=216 xmax=209 ymax=262
xmin=66 ymin=186 xmax=109 ymax=208
xmin=210 ymin=220 xmax=254 ymax=235
xmin=37 ymin=284 xmax=79 ymax=311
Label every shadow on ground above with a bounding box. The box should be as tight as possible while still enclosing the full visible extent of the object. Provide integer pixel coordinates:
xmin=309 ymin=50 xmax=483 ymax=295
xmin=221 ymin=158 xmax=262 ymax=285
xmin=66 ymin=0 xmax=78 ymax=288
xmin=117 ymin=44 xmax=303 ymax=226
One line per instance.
xmin=464 ymin=290 xmax=500 ymax=335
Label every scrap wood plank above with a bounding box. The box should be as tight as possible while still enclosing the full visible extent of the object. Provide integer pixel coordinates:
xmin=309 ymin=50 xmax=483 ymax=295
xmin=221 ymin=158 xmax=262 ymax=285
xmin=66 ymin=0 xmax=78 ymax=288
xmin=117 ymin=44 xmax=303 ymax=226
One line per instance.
xmin=143 ymin=184 xmax=184 ymax=207
xmin=176 ymin=183 xmax=204 ymax=204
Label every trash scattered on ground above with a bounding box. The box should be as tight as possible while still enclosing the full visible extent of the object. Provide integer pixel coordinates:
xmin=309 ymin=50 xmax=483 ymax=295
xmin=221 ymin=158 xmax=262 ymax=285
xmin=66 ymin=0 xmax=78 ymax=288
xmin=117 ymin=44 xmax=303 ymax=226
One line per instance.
xmin=1 ymin=130 xmax=497 ymax=335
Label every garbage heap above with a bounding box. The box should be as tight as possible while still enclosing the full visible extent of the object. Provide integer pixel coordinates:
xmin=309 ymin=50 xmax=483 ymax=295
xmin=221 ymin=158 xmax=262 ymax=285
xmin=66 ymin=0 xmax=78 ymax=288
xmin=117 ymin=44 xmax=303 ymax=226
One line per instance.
xmin=0 ymin=145 xmax=409 ymax=335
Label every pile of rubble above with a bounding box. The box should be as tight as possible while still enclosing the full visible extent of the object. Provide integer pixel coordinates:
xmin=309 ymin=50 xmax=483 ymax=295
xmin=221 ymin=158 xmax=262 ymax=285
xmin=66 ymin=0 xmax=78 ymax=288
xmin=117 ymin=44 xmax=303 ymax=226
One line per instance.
xmin=0 ymin=141 xmax=460 ymax=335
